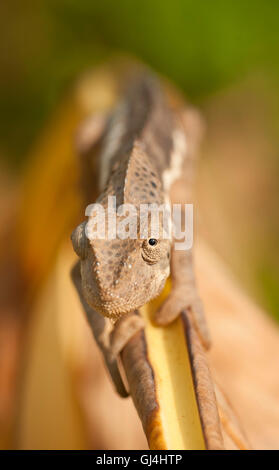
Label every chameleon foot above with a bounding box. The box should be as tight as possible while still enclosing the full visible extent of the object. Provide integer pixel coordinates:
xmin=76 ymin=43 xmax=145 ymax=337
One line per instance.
xmin=109 ymin=311 xmax=145 ymax=360
xmin=154 ymin=287 xmax=211 ymax=350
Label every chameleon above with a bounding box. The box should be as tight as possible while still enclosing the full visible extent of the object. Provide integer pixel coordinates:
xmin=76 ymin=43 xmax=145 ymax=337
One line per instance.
xmin=71 ymin=71 xmax=210 ymax=395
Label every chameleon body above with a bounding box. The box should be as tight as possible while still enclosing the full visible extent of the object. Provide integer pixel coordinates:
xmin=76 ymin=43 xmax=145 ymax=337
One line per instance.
xmin=71 ymin=73 xmax=209 ymax=394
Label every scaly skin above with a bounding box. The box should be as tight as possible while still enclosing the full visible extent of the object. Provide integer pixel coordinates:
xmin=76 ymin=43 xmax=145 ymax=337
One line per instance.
xmin=71 ymin=73 xmax=210 ymax=394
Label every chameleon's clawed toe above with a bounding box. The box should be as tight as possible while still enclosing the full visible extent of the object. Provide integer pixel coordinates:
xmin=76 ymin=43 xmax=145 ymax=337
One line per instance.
xmin=154 ymin=293 xmax=184 ymax=326
xmin=154 ymin=290 xmax=211 ymax=350
xmin=186 ymin=297 xmax=211 ymax=350
xmin=109 ymin=312 xmax=145 ymax=360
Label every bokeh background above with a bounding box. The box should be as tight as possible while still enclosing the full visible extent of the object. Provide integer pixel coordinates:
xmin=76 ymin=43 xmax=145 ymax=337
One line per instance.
xmin=0 ymin=0 xmax=279 ymax=449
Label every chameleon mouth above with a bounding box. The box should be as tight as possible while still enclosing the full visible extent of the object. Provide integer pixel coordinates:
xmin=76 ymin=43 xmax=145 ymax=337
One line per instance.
xmin=96 ymin=301 xmax=137 ymax=319
xmin=83 ymin=279 xmax=141 ymax=319
xmin=82 ymin=266 xmax=169 ymax=320
xmin=84 ymin=282 xmax=159 ymax=320
xmin=89 ymin=293 xmax=144 ymax=320
xmin=92 ymin=281 xmax=168 ymax=320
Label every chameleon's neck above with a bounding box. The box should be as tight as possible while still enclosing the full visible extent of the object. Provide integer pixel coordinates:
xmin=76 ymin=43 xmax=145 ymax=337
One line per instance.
xmin=98 ymin=74 xmax=175 ymax=200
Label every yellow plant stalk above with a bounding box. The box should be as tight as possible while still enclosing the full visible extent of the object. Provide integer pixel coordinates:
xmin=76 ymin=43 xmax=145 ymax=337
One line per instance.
xmin=121 ymin=278 xmax=223 ymax=450
xmin=140 ymin=280 xmax=206 ymax=449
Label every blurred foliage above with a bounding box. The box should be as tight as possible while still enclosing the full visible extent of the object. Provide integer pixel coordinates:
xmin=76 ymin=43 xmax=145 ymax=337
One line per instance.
xmin=1 ymin=0 xmax=279 ymax=167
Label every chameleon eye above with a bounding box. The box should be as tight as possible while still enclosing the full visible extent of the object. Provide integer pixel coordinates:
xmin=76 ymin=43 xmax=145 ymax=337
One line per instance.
xmin=71 ymin=222 xmax=88 ymax=260
xmin=148 ymin=238 xmax=158 ymax=246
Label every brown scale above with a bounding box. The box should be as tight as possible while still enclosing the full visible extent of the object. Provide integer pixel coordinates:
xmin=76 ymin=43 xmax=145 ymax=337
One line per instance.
xmin=123 ymin=143 xmax=164 ymax=206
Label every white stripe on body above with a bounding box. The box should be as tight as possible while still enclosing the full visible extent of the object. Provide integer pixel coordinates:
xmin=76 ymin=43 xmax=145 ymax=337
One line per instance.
xmin=99 ymin=101 xmax=127 ymax=191
xmin=162 ymin=128 xmax=187 ymax=192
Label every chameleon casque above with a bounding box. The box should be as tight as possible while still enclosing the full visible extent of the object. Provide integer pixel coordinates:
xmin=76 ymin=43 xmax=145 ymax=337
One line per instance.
xmin=71 ymin=71 xmax=210 ymax=395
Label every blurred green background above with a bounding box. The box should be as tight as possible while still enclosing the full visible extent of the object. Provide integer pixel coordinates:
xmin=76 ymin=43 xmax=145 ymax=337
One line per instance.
xmin=1 ymin=0 xmax=279 ymax=165
xmin=0 ymin=0 xmax=278 ymax=317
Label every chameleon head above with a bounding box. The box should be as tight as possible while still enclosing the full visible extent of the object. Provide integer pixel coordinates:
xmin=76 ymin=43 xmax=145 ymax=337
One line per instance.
xmin=71 ymin=222 xmax=171 ymax=320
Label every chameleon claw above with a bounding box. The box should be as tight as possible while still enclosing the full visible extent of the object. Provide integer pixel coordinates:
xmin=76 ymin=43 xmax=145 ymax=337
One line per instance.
xmin=154 ymin=289 xmax=211 ymax=350
xmin=185 ymin=298 xmax=211 ymax=350
xmin=109 ymin=312 xmax=145 ymax=360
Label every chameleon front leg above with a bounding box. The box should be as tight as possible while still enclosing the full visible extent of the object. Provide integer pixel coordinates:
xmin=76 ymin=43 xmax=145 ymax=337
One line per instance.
xmin=154 ymin=108 xmax=210 ymax=349
xmin=71 ymin=261 xmax=128 ymax=397
xmin=71 ymin=262 xmax=144 ymax=396
xmin=154 ymin=248 xmax=210 ymax=349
